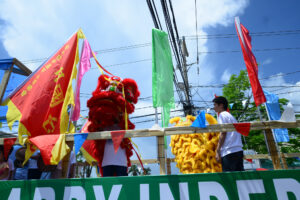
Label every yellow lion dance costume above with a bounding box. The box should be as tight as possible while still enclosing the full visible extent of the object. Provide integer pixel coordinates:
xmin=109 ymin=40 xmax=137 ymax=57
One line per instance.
xmin=170 ymin=114 xmax=222 ymax=173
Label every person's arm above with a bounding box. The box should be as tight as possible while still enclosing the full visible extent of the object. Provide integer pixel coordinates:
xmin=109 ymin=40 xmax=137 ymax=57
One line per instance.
xmin=0 ymin=164 xmax=9 ymax=180
xmin=216 ymin=132 xmax=227 ymax=163
xmin=68 ymin=164 xmax=75 ymax=178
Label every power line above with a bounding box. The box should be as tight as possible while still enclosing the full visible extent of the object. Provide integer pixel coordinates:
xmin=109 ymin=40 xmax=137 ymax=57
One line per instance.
xmin=22 ymin=47 xmax=300 ymax=66
xmin=20 ymin=29 xmax=300 ymax=64
xmin=275 ymin=90 xmax=300 ymax=95
xmin=90 ymin=58 xmax=151 ymax=70
xmin=194 ymin=0 xmax=199 ymax=65
xmin=197 ymin=47 xmax=300 ymax=54
xmin=186 ymin=29 xmax=300 ymax=39
xmin=260 ymin=70 xmax=300 ymax=80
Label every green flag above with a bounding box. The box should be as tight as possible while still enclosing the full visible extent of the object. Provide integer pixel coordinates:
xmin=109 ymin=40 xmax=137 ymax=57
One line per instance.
xmin=152 ymin=28 xmax=175 ymax=133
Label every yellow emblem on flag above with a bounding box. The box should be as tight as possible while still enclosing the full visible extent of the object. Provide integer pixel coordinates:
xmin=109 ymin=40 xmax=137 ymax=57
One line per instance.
xmin=50 ymin=84 xmax=64 ymax=107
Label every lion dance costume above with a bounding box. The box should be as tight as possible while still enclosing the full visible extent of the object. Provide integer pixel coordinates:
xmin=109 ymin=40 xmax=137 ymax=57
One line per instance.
xmin=80 ymin=74 xmax=140 ymax=176
xmin=170 ymin=115 xmax=222 ymax=173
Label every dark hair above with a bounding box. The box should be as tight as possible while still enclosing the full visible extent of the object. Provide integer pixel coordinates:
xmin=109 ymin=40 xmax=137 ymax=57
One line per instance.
xmin=212 ymin=96 xmax=228 ymax=110
xmin=0 ymin=145 xmax=6 ymax=161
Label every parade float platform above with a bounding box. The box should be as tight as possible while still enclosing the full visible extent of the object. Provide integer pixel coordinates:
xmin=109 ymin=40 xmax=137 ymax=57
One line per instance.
xmin=1 ymin=169 xmax=300 ymax=200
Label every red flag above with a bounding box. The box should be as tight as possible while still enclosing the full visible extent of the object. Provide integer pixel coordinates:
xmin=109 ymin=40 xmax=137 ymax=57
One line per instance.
xmin=233 ymin=122 xmax=251 ymax=136
xmin=110 ymin=130 xmax=126 ymax=153
xmin=235 ymin=17 xmax=266 ymax=106
xmin=4 ymin=32 xmax=80 ymax=164
xmin=3 ymin=138 xmax=17 ymax=160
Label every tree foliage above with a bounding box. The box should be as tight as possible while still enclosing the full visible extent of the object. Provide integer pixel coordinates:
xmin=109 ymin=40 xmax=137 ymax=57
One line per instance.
xmin=128 ymin=164 xmax=151 ymax=176
xmin=222 ymin=70 xmax=300 ymax=159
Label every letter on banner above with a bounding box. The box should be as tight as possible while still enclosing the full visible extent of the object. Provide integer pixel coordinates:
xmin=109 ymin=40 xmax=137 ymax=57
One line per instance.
xmin=93 ymin=185 xmax=122 ymax=200
xmin=179 ymin=182 xmax=189 ymax=200
xmin=33 ymin=187 xmax=55 ymax=200
xmin=140 ymin=184 xmax=149 ymax=200
xmin=198 ymin=182 xmax=229 ymax=200
xmin=63 ymin=186 xmax=86 ymax=200
xmin=273 ymin=178 xmax=300 ymax=200
xmin=8 ymin=188 xmax=21 ymax=200
xmin=160 ymin=183 xmax=175 ymax=200
xmin=236 ymin=180 xmax=265 ymax=200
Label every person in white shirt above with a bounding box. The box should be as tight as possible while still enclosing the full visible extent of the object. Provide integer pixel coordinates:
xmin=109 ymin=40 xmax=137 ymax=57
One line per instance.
xmin=213 ymin=96 xmax=244 ymax=172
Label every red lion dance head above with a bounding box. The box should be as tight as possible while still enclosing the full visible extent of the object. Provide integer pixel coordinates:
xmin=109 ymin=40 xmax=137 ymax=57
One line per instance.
xmin=87 ymin=74 xmax=140 ymax=131
xmin=81 ymin=74 xmax=140 ymax=176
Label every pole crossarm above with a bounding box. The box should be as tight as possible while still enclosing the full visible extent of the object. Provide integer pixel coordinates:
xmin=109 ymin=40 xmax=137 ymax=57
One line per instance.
xmin=0 ymin=120 xmax=299 ymax=144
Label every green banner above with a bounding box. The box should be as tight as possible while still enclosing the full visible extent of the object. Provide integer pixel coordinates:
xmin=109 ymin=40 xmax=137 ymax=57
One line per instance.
xmin=152 ymin=28 xmax=175 ymax=128
xmin=1 ymin=170 xmax=300 ymax=199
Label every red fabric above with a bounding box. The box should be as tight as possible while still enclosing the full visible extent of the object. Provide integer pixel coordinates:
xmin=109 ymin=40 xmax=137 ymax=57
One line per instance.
xmin=82 ymin=74 xmax=140 ymax=176
xmin=29 ymin=134 xmax=60 ymax=165
xmin=3 ymin=138 xmax=17 ymax=160
xmin=9 ymin=33 xmax=78 ymax=137
xmin=235 ymin=22 xmax=266 ymax=106
xmin=111 ymin=131 xmax=126 ymax=153
xmin=132 ymin=147 xmax=144 ymax=171
xmin=233 ymin=122 xmax=251 ymax=136
xmin=256 ymin=168 xmax=268 ymax=171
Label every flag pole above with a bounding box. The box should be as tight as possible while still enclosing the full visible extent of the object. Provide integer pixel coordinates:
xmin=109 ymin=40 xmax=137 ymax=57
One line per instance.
xmin=256 ymin=106 xmax=270 ymax=154
xmin=155 ymin=108 xmax=159 ymax=124
xmin=68 ymin=37 xmax=83 ymax=133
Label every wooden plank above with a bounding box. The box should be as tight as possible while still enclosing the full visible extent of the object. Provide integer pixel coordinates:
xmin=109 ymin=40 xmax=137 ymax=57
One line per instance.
xmin=0 ymin=64 xmax=13 ymax=104
xmin=244 ymin=154 xmax=270 ymax=159
xmin=157 ymin=136 xmax=166 ymax=175
xmin=280 ymin=153 xmax=288 ymax=169
xmin=12 ymin=58 xmax=32 ymax=75
xmin=1 ymin=120 xmax=300 ymax=142
xmin=282 ymin=153 xmax=300 ymax=158
xmin=131 ymin=159 xmax=159 ymax=165
xmin=61 ymin=141 xmax=73 ymax=178
xmin=166 ymin=158 xmax=171 ymax=175
xmin=265 ymin=129 xmax=282 ymax=169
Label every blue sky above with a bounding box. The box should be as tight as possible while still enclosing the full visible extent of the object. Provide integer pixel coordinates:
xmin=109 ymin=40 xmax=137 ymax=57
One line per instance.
xmin=0 ymin=0 xmax=299 ymax=175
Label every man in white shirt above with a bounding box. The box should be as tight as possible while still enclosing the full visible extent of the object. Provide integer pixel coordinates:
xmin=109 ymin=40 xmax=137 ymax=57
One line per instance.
xmin=213 ymin=96 xmax=244 ymax=172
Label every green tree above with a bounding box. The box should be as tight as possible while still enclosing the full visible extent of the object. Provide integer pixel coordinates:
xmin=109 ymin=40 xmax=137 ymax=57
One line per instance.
xmin=143 ymin=167 xmax=151 ymax=175
xmin=128 ymin=164 xmax=152 ymax=176
xmin=128 ymin=164 xmax=141 ymax=176
xmin=222 ymin=70 xmax=300 ymax=158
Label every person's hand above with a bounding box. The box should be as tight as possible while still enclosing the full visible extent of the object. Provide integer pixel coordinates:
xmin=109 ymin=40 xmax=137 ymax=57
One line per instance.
xmin=91 ymin=161 xmax=98 ymax=166
xmin=215 ymin=151 xmax=221 ymax=163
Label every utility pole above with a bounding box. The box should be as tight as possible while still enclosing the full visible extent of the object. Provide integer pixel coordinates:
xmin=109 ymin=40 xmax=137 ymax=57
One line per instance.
xmin=181 ymin=36 xmax=194 ymax=115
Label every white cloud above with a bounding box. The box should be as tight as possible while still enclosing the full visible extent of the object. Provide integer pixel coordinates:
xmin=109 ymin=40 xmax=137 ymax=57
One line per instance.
xmin=221 ymin=69 xmax=231 ymax=82
xmin=261 ymin=58 xmax=272 ymax=66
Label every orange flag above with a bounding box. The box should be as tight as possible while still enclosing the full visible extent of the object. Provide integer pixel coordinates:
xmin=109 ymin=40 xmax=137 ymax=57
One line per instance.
xmin=3 ymin=31 xmax=82 ymax=164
